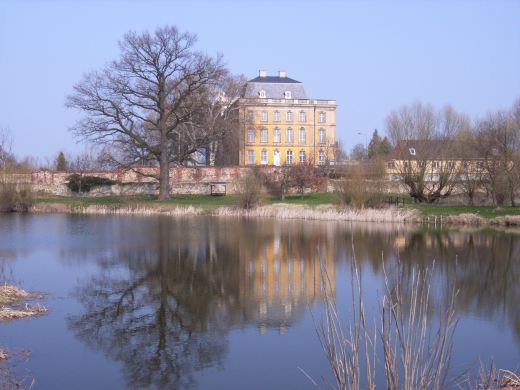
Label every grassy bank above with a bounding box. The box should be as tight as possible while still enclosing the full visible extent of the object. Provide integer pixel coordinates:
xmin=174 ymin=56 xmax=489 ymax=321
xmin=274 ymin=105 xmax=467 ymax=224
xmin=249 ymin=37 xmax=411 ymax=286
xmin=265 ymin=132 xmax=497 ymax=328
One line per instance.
xmin=27 ymin=194 xmax=520 ymax=227
xmin=34 ymin=192 xmax=338 ymax=208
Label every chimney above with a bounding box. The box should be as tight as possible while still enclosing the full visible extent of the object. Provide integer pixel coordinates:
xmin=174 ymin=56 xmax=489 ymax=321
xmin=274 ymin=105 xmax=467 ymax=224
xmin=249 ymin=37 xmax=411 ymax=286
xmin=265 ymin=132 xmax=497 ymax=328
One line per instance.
xmin=278 ymin=70 xmax=286 ymax=78
xmin=259 ymin=69 xmax=267 ymax=78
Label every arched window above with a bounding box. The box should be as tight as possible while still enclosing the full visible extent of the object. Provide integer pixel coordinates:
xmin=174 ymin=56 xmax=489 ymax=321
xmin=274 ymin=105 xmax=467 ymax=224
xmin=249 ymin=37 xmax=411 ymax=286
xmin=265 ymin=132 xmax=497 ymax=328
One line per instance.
xmin=318 ymin=111 xmax=326 ymax=123
xmin=284 ymin=91 xmax=292 ymax=99
xmin=299 ymin=150 xmax=306 ymax=164
xmin=273 ymin=127 xmax=281 ymax=143
xmin=260 ymin=149 xmax=268 ymax=165
xmin=286 ymin=150 xmax=293 ymax=165
xmin=318 ymin=149 xmax=325 ymax=164
xmin=299 ymin=127 xmax=306 ymax=144
xmin=274 ymin=111 xmax=280 ymax=122
xmin=259 ymin=90 xmax=266 ymax=98
xmin=260 ymin=128 xmax=268 ymax=143
xmin=286 ymin=128 xmax=294 ymax=144
xmin=247 ymin=128 xmax=255 ymax=143
xmin=318 ymin=128 xmax=326 ymax=144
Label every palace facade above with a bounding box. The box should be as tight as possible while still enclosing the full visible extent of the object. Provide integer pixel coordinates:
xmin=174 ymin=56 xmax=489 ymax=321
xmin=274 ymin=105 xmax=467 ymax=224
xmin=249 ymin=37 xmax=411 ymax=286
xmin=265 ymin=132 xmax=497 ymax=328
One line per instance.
xmin=238 ymin=70 xmax=337 ymax=166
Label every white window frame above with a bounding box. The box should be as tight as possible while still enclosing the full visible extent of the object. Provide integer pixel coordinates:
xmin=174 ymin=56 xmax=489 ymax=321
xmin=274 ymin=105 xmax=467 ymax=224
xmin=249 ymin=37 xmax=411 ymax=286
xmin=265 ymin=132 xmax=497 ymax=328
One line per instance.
xmin=260 ymin=111 xmax=268 ymax=122
xmin=318 ymin=111 xmax=326 ymax=123
xmin=318 ymin=128 xmax=326 ymax=144
xmin=299 ymin=150 xmax=306 ymax=164
xmin=274 ymin=111 xmax=280 ymax=122
xmin=273 ymin=127 xmax=281 ymax=143
xmin=260 ymin=149 xmax=268 ymax=165
xmin=260 ymin=128 xmax=268 ymax=143
xmin=299 ymin=127 xmax=306 ymax=144
xmin=247 ymin=150 xmax=255 ymax=165
xmin=284 ymin=91 xmax=292 ymax=99
xmin=409 ymin=148 xmax=416 ymax=156
xmin=247 ymin=111 xmax=254 ymax=122
xmin=286 ymin=150 xmax=293 ymax=165
xmin=286 ymin=111 xmax=293 ymax=122
xmin=299 ymin=111 xmax=306 ymax=122
xmin=259 ymin=90 xmax=266 ymax=98
xmin=247 ymin=128 xmax=255 ymax=143
xmin=286 ymin=127 xmax=294 ymax=144
xmin=319 ymin=150 xmax=325 ymax=164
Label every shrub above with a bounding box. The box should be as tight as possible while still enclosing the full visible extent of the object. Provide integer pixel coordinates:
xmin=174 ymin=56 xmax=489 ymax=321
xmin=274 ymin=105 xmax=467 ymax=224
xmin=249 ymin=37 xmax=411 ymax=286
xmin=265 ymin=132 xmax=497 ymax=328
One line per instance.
xmin=335 ymin=161 xmax=387 ymax=208
xmin=235 ymin=169 xmax=262 ymax=209
xmin=66 ymin=174 xmax=116 ymax=193
xmin=0 ymin=182 xmax=33 ymax=212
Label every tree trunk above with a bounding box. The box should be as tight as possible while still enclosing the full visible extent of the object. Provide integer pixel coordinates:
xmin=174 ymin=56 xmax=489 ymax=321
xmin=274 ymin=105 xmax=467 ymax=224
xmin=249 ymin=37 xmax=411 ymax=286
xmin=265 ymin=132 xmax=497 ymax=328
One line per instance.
xmin=159 ymin=139 xmax=170 ymax=200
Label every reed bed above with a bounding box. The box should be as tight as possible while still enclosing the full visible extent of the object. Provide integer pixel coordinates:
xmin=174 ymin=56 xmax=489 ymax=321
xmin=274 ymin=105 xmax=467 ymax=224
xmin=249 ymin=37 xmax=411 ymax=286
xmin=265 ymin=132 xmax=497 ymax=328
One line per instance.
xmin=214 ymin=204 xmax=419 ymax=222
xmin=32 ymin=202 xmax=420 ymax=223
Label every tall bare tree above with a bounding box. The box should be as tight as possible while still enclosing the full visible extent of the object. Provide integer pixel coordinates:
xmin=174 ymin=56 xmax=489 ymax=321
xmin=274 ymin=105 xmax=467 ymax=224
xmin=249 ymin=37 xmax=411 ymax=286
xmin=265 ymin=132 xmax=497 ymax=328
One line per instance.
xmin=66 ymin=26 xmax=227 ymax=199
xmin=386 ymin=103 xmax=470 ymax=203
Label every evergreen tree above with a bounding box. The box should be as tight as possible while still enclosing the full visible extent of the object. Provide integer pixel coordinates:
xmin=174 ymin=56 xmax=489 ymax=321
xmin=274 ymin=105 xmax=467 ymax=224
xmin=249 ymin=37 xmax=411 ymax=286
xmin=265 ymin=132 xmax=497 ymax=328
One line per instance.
xmin=56 ymin=151 xmax=68 ymax=171
xmin=368 ymin=130 xmax=392 ymax=159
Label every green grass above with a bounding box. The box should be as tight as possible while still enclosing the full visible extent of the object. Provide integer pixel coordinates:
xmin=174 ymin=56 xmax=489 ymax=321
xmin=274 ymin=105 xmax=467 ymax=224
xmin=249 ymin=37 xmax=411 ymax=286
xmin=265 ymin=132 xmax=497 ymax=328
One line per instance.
xmin=405 ymin=204 xmax=520 ymax=219
xmin=33 ymin=194 xmax=520 ymax=219
xmin=34 ymin=192 xmax=338 ymax=208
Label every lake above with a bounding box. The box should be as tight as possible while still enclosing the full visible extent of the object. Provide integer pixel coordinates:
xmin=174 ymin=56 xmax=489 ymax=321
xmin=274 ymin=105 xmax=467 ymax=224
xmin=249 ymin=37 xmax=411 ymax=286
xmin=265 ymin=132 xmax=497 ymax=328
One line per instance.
xmin=0 ymin=214 xmax=519 ymax=389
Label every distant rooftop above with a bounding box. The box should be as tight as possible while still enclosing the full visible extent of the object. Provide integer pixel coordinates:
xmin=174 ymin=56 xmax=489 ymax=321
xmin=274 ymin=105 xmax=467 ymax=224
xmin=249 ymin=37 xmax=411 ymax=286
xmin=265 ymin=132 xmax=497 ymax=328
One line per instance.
xmin=247 ymin=75 xmax=301 ymax=84
xmin=242 ymin=69 xmax=307 ymax=99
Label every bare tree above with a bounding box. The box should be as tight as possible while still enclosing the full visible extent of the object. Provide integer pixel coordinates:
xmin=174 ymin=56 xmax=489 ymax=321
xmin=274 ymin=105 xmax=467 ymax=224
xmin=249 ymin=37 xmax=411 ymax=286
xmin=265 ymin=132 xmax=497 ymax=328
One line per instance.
xmin=476 ymin=104 xmax=520 ymax=206
xmin=0 ymin=127 xmax=15 ymax=169
xmin=201 ymin=74 xmax=245 ymax=166
xmin=66 ymin=26 xmax=227 ymax=199
xmin=386 ymin=103 xmax=469 ymax=203
xmin=350 ymin=143 xmax=367 ymax=161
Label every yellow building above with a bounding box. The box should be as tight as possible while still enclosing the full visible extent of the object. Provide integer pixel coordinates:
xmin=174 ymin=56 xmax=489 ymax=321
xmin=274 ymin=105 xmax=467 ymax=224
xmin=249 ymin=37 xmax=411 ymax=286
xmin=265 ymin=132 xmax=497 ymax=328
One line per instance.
xmin=238 ymin=70 xmax=337 ymax=166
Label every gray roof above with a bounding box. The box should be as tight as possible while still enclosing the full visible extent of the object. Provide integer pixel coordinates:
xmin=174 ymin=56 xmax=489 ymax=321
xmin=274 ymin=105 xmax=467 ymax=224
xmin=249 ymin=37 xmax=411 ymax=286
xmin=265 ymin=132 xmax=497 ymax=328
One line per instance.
xmin=242 ymin=76 xmax=307 ymax=99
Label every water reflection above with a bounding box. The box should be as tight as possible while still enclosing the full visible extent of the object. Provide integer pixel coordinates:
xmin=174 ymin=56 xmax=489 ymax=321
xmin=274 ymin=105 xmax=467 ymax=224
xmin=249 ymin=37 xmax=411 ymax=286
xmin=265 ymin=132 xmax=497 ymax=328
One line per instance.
xmin=67 ymin=217 xmax=337 ymax=389
xmin=62 ymin=216 xmax=520 ymax=389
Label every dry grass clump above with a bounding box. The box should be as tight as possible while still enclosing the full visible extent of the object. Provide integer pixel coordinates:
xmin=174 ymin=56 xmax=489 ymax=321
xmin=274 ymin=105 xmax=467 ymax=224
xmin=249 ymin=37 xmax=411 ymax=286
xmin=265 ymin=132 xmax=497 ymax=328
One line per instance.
xmin=0 ymin=286 xmax=28 ymax=305
xmin=0 ymin=284 xmax=47 ymax=321
xmin=0 ymin=305 xmax=47 ymax=321
xmin=461 ymin=362 xmax=520 ymax=390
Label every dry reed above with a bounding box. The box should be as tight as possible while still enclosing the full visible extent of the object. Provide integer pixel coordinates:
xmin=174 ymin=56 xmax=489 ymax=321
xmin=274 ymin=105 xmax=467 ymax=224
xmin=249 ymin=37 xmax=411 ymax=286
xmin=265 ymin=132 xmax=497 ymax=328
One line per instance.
xmin=315 ymin=240 xmax=457 ymax=390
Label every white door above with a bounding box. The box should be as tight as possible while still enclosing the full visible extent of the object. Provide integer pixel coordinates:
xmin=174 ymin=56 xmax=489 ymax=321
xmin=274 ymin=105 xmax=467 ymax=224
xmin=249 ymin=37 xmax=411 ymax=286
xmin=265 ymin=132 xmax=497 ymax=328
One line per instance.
xmin=273 ymin=150 xmax=280 ymax=166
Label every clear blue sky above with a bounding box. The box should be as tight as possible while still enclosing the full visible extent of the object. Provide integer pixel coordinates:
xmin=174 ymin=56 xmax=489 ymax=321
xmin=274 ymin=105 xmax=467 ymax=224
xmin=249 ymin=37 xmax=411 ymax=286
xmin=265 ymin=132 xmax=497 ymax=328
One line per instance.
xmin=1 ymin=0 xmax=519 ymax=160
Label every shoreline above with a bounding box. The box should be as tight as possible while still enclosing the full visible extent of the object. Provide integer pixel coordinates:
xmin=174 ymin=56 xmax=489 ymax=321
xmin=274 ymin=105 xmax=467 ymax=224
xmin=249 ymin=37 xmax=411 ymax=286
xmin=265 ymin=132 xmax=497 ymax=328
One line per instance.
xmin=28 ymin=202 xmax=520 ymax=228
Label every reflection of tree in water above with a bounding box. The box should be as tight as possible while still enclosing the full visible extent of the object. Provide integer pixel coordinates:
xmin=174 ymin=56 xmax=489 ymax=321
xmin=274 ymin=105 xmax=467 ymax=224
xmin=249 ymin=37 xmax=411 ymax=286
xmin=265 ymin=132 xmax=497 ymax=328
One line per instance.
xmin=68 ymin=217 xmax=338 ymax=389
xmin=68 ymin=218 xmax=238 ymax=389
xmin=359 ymin=228 xmax=520 ymax=343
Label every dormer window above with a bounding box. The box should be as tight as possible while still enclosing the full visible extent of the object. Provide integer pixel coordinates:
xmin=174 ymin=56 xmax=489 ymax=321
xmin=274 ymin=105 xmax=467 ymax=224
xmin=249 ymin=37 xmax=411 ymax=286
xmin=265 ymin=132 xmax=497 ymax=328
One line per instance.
xmin=284 ymin=91 xmax=292 ymax=99
xmin=259 ymin=90 xmax=266 ymax=98
xmin=409 ymin=148 xmax=416 ymax=156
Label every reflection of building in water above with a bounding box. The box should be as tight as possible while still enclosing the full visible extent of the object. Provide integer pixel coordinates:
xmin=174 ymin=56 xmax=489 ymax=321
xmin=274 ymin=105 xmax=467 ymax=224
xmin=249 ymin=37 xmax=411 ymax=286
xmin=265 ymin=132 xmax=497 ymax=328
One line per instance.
xmin=239 ymin=228 xmax=336 ymax=333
